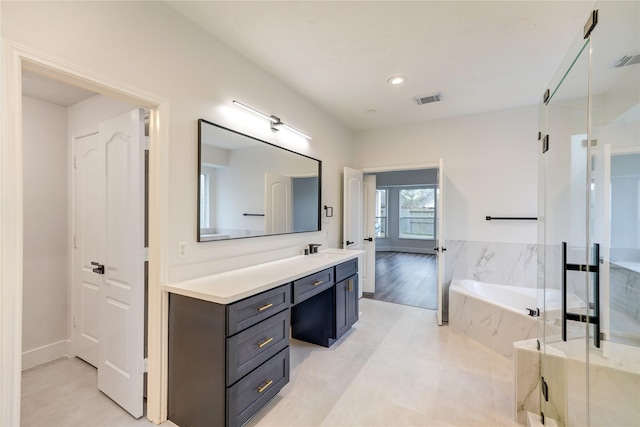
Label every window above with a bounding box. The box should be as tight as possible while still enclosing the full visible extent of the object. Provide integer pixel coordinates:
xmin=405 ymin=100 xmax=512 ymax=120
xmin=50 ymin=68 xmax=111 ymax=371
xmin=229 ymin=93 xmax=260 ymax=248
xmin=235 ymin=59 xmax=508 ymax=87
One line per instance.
xmin=399 ymin=187 xmax=435 ymax=239
xmin=375 ymin=189 xmax=387 ymax=238
xmin=199 ymin=173 xmax=210 ymax=228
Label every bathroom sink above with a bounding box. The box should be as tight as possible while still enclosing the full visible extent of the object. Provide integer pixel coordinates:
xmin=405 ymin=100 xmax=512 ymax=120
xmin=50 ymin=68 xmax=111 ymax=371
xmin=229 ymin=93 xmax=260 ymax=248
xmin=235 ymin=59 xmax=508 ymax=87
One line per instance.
xmin=316 ymin=253 xmax=343 ymax=259
xmin=310 ymin=249 xmax=349 ymax=259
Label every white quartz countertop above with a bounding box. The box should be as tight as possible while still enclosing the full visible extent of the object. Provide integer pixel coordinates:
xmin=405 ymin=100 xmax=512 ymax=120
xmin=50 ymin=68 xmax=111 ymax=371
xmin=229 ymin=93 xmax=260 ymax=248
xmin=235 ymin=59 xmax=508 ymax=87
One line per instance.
xmin=165 ymin=249 xmax=365 ymax=304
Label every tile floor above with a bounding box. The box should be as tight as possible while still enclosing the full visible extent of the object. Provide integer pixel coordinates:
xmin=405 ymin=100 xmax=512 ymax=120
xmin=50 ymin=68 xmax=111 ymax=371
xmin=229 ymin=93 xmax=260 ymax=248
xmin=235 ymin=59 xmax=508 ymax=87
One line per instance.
xmin=22 ymin=299 xmax=519 ymax=427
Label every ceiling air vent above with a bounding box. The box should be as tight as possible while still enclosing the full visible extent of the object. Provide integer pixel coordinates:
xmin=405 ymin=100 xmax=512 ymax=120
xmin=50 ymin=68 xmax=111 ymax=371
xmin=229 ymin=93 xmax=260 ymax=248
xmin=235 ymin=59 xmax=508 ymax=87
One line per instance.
xmin=615 ymin=53 xmax=640 ymax=68
xmin=414 ymin=92 xmax=442 ymax=105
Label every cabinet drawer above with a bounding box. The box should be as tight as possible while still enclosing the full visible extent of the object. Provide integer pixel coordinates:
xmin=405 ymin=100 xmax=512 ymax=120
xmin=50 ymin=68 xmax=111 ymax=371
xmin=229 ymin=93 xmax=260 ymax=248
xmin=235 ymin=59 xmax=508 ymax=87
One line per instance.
xmin=292 ymin=268 xmax=334 ymax=304
xmin=227 ymin=309 xmax=290 ymax=386
xmin=227 ymin=284 xmax=290 ymax=336
xmin=335 ymin=258 xmax=358 ymax=283
xmin=227 ymin=347 xmax=290 ymax=427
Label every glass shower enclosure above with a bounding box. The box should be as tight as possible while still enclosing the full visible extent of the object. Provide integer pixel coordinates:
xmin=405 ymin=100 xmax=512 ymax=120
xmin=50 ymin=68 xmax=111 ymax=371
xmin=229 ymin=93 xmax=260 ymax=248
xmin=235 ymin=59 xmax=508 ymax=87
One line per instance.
xmin=537 ymin=1 xmax=639 ymax=426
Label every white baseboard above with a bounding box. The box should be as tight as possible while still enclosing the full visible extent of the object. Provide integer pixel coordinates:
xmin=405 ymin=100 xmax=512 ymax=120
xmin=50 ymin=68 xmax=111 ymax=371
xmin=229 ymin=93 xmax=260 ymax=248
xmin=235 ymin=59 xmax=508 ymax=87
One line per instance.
xmin=22 ymin=340 xmax=71 ymax=371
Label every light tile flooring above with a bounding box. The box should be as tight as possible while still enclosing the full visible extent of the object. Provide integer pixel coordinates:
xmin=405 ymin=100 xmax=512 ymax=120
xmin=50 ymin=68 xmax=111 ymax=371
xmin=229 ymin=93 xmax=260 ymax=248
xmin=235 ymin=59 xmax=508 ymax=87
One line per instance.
xmin=22 ymin=299 xmax=520 ymax=427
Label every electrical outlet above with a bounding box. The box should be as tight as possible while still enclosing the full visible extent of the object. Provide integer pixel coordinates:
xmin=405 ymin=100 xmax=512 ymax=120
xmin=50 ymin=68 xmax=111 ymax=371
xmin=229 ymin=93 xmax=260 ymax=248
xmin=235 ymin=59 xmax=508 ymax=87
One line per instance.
xmin=178 ymin=241 xmax=188 ymax=259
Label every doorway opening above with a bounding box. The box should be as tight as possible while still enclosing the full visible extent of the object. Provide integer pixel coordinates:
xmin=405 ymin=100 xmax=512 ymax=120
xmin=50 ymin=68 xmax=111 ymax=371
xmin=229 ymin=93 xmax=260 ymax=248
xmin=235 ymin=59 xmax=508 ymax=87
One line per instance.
xmin=21 ymin=67 xmax=148 ymax=423
xmin=361 ymin=167 xmax=440 ymax=311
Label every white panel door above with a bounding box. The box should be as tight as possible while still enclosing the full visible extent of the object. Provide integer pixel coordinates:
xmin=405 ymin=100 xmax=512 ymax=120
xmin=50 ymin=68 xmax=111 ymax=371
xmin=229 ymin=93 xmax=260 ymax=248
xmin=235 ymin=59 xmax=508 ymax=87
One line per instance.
xmin=343 ymin=167 xmax=363 ymax=250
xmin=97 ymin=109 xmax=145 ymax=418
xmin=362 ymin=174 xmax=376 ymax=294
xmin=73 ymin=132 xmax=104 ymax=367
xmin=265 ymin=173 xmax=293 ymax=234
xmin=436 ymin=159 xmax=446 ymax=326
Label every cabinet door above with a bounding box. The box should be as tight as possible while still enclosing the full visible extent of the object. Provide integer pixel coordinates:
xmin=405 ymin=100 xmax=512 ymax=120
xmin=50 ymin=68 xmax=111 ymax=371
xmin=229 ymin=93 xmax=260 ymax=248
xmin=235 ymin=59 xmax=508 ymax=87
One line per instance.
xmin=335 ymin=280 xmax=349 ymax=339
xmin=335 ymin=274 xmax=358 ymax=340
xmin=346 ymin=275 xmax=359 ymax=329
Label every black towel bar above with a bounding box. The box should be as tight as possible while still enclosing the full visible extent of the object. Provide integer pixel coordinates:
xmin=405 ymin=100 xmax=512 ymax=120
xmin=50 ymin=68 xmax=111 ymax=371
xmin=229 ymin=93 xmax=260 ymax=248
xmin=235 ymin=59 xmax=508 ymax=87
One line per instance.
xmin=486 ymin=216 xmax=538 ymax=221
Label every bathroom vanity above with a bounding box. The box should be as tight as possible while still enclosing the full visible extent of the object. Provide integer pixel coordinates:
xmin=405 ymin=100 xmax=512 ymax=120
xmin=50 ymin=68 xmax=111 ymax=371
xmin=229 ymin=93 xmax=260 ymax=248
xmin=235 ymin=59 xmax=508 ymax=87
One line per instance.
xmin=165 ymin=250 xmax=361 ymax=427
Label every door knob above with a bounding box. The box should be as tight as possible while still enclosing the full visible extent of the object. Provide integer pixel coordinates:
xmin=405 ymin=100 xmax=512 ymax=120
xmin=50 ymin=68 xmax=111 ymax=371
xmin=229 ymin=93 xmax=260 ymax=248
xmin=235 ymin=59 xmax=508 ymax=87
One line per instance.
xmin=91 ymin=261 xmax=105 ymax=275
xmin=433 ymin=247 xmax=439 ymax=252
xmin=346 ymin=241 xmax=354 ymax=246
xmin=364 ymin=237 xmax=373 ymax=242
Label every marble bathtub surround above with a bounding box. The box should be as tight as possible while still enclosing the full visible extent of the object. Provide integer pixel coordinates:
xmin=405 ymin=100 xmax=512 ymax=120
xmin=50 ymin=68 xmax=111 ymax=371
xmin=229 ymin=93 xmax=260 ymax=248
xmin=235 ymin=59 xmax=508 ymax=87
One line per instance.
xmin=444 ymin=240 xmax=537 ymax=289
xmin=610 ymin=262 xmax=640 ymax=345
xmin=443 ymin=239 xmax=537 ymax=321
xmin=449 ymin=282 xmax=537 ymax=358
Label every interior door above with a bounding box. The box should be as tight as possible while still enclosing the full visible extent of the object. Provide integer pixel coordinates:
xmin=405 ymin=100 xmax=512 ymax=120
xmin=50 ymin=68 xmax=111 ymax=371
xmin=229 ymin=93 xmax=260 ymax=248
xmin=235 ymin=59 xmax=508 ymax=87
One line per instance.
xmin=362 ymin=174 xmax=376 ymax=294
xmin=343 ymin=167 xmax=363 ymax=251
xmin=265 ymin=173 xmax=293 ymax=234
xmin=97 ymin=109 xmax=146 ymax=419
xmin=73 ymin=132 xmax=105 ymax=367
xmin=435 ymin=159 xmax=446 ymax=326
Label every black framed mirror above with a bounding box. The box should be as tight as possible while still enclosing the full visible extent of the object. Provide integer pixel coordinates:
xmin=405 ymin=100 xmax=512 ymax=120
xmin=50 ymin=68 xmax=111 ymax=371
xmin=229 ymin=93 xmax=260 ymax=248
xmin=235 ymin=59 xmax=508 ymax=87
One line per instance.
xmin=198 ymin=119 xmax=322 ymax=241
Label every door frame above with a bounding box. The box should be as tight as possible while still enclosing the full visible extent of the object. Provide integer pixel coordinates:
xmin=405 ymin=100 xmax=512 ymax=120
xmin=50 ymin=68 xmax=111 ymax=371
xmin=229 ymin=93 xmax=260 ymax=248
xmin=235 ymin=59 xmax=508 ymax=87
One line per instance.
xmin=360 ymin=162 xmax=441 ymax=310
xmin=1 ymin=41 xmax=170 ymax=425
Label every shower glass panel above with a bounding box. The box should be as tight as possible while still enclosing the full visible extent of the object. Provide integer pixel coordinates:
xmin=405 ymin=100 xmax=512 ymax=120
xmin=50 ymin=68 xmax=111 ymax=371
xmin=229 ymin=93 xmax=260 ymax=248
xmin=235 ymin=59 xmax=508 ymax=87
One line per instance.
xmin=539 ymin=2 xmax=640 ymax=426
xmin=538 ymin=32 xmax=590 ymax=426
xmin=588 ymin=1 xmax=640 ymax=425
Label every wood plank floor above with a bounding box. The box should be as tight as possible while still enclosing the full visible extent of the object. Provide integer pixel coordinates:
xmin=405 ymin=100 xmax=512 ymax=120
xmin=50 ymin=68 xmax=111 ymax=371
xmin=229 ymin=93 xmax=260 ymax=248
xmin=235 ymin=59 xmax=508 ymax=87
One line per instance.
xmin=363 ymin=251 xmax=437 ymax=310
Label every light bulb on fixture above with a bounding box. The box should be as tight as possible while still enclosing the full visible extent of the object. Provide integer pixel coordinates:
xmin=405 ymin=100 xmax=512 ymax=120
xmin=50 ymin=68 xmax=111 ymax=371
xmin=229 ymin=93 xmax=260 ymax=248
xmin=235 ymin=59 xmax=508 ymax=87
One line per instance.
xmin=232 ymin=100 xmax=312 ymax=139
xmin=232 ymin=100 xmax=278 ymax=123
xmin=387 ymin=76 xmax=407 ymax=85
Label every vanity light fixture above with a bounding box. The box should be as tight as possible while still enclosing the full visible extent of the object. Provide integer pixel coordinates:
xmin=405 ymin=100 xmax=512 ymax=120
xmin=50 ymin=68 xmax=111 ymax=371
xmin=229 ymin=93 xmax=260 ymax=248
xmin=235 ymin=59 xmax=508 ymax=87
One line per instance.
xmin=232 ymin=100 xmax=312 ymax=140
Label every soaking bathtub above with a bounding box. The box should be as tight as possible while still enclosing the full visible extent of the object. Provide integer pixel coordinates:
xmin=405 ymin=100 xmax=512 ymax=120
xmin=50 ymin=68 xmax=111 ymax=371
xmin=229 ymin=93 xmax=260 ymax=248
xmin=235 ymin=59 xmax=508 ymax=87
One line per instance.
xmin=449 ymin=280 xmax=539 ymax=358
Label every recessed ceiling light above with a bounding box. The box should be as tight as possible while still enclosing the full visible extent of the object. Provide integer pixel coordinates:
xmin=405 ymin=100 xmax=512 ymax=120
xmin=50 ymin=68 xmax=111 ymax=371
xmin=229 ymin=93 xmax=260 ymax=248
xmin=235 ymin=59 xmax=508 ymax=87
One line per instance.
xmin=387 ymin=76 xmax=407 ymax=85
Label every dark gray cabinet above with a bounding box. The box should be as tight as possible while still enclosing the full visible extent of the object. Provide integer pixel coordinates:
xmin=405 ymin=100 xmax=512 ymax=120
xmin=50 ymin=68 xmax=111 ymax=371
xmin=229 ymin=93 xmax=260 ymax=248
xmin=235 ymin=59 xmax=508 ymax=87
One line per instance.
xmin=168 ymin=284 xmax=291 ymax=427
xmin=335 ymin=274 xmax=358 ymax=340
xmin=291 ymin=267 xmax=334 ymax=304
xmin=334 ymin=259 xmax=359 ymax=340
xmin=168 ymin=258 xmax=358 ymax=427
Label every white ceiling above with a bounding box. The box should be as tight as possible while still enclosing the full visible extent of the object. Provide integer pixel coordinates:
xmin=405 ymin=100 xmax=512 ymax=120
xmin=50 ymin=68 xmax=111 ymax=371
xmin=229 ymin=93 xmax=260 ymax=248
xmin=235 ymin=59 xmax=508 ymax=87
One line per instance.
xmin=22 ymin=70 xmax=96 ymax=107
xmin=167 ymin=0 xmax=597 ymax=131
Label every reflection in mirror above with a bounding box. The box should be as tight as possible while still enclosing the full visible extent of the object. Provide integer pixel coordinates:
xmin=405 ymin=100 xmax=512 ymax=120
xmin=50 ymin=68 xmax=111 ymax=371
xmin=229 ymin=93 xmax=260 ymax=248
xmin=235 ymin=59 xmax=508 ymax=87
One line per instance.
xmin=198 ymin=119 xmax=321 ymax=241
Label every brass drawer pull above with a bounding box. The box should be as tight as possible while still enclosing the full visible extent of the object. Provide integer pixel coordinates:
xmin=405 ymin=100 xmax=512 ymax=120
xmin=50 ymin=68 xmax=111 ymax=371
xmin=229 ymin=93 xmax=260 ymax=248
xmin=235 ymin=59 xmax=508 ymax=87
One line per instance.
xmin=257 ymin=303 xmax=273 ymax=312
xmin=312 ymin=280 xmax=323 ymax=286
xmin=257 ymin=380 xmax=273 ymax=393
xmin=347 ymin=279 xmax=353 ymax=292
xmin=258 ymin=337 xmax=274 ymax=348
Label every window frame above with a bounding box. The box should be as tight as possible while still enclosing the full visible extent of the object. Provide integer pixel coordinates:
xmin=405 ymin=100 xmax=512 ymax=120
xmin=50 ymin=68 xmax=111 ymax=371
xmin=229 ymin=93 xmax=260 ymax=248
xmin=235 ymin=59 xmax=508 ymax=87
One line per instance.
xmin=397 ymin=185 xmax=437 ymax=240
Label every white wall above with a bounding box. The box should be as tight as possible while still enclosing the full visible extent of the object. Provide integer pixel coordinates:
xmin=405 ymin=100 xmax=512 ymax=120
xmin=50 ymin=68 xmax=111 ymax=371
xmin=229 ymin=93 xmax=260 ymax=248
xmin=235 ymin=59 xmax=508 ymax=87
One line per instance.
xmin=354 ymin=105 xmax=539 ymax=245
xmin=67 ymin=95 xmax=135 ymax=138
xmin=21 ymin=94 xmax=136 ymax=369
xmin=1 ymin=1 xmax=355 ymax=284
xmin=22 ymin=97 xmax=69 ymax=369
xmin=355 ymin=106 xmax=540 ymax=319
